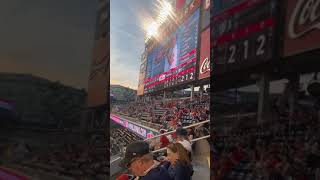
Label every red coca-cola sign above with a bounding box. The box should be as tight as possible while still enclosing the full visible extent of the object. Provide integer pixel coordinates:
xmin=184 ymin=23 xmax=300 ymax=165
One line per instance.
xmin=283 ymin=0 xmax=320 ymax=57
xmin=199 ymin=28 xmax=210 ymax=79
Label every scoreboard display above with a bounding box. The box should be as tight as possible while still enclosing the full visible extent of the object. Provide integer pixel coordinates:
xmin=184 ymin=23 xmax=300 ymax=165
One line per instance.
xmin=211 ymin=0 xmax=278 ymax=75
xmin=144 ymin=8 xmax=200 ymax=94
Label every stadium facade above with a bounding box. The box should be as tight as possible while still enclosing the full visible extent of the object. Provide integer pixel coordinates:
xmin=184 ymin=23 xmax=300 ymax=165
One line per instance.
xmin=85 ymin=0 xmax=109 ymax=132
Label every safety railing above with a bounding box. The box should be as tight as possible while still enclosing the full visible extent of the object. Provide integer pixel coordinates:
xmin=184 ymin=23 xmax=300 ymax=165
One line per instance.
xmin=110 ymin=119 xmax=210 ymax=164
xmin=152 ymin=135 xmax=210 ymax=153
xmin=144 ymin=119 xmax=210 ymax=141
xmin=110 ymin=134 xmax=211 ymax=164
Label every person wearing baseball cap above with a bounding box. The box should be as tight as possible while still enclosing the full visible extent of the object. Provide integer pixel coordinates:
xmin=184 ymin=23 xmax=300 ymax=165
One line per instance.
xmin=175 ymin=128 xmax=192 ymax=153
xmin=120 ymin=141 xmax=172 ymax=180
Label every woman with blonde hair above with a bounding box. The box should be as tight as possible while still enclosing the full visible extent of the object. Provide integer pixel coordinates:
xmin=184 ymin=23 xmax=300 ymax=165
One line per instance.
xmin=164 ymin=143 xmax=193 ymax=180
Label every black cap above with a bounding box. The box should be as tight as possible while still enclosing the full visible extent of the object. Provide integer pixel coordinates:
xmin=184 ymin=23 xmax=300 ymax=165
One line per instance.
xmin=176 ymin=128 xmax=188 ymax=136
xmin=120 ymin=141 xmax=150 ymax=168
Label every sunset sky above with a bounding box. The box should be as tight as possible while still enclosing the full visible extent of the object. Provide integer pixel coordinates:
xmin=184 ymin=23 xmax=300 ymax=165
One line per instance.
xmin=0 ymin=0 xmax=98 ymax=89
xmin=110 ymin=0 xmax=156 ymax=90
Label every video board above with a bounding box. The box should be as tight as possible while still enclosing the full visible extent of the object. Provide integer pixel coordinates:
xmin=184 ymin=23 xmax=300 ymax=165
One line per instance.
xmin=144 ymin=8 xmax=200 ymax=94
xmin=211 ymin=0 xmax=277 ymax=75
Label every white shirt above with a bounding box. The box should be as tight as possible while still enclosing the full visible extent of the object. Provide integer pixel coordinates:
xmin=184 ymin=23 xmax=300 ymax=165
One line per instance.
xmin=177 ymin=140 xmax=192 ymax=152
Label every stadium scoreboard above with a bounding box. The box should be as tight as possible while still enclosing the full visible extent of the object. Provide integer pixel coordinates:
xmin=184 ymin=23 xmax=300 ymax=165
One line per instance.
xmin=211 ymin=0 xmax=278 ymax=75
xmin=144 ymin=8 xmax=201 ymax=94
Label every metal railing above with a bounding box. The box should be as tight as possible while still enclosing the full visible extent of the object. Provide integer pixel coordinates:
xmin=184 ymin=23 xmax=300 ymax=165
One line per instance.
xmin=110 ymin=134 xmax=210 ymax=164
xmin=144 ymin=119 xmax=210 ymax=141
xmin=152 ymin=135 xmax=210 ymax=153
xmin=110 ymin=119 xmax=210 ymax=164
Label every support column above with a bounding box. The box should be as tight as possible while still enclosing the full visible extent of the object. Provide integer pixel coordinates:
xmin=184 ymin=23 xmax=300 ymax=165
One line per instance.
xmin=257 ymin=73 xmax=270 ymax=125
xmin=80 ymin=109 xmax=88 ymax=133
xmin=199 ymin=85 xmax=204 ymax=98
xmin=190 ymin=85 xmax=195 ymax=100
xmin=91 ymin=111 xmax=95 ymax=130
xmin=288 ymin=74 xmax=300 ymax=127
xmin=163 ymin=90 xmax=166 ymax=99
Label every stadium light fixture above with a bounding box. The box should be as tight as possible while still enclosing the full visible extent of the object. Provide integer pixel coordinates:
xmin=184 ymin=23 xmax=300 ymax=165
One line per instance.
xmin=146 ymin=21 xmax=159 ymax=39
xmin=145 ymin=1 xmax=173 ymax=42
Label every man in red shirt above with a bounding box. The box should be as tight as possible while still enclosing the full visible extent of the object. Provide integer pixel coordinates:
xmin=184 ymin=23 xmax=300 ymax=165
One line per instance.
xmin=159 ymin=129 xmax=170 ymax=148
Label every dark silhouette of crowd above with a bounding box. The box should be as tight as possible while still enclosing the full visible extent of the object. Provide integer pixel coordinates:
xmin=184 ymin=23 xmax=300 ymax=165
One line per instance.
xmin=213 ymin=106 xmax=320 ymax=180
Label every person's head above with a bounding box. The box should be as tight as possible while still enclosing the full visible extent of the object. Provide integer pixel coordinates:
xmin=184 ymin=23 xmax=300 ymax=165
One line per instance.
xmin=176 ymin=128 xmax=188 ymax=141
xmin=120 ymin=141 xmax=154 ymax=176
xmin=166 ymin=143 xmax=190 ymax=165
xmin=159 ymin=129 xmax=166 ymax=134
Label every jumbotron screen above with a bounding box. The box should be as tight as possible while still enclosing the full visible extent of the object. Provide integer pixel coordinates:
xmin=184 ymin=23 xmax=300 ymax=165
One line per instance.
xmin=144 ymin=9 xmax=200 ymax=94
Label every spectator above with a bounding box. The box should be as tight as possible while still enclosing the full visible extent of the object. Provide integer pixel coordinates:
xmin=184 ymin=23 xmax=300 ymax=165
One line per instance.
xmin=120 ymin=141 xmax=172 ymax=180
xmin=175 ymin=128 xmax=192 ymax=153
xmin=159 ymin=129 xmax=170 ymax=148
xmin=165 ymin=143 xmax=193 ymax=180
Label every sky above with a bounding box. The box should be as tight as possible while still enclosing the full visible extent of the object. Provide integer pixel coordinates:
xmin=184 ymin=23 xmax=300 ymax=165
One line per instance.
xmin=110 ymin=0 xmax=156 ymax=90
xmin=0 ymin=0 xmax=98 ymax=90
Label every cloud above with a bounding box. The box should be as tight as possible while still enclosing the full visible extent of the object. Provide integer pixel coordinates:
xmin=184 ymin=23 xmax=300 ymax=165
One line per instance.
xmin=110 ymin=0 xmax=154 ymax=89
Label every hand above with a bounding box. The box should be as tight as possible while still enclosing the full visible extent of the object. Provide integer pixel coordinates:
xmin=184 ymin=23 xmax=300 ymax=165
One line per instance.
xmin=158 ymin=156 xmax=168 ymax=162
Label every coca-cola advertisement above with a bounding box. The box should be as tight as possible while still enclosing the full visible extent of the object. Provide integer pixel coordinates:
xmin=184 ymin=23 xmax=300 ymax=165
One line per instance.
xmin=199 ymin=28 xmax=210 ymax=79
xmin=283 ymin=0 xmax=320 ymax=57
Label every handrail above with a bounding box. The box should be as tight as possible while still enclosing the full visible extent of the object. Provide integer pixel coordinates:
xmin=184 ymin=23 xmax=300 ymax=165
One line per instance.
xmin=111 ymin=157 xmax=121 ymax=164
xmin=144 ymin=119 xmax=210 ymax=141
xmin=152 ymin=135 xmax=210 ymax=153
xmin=110 ymin=134 xmax=211 ymax=164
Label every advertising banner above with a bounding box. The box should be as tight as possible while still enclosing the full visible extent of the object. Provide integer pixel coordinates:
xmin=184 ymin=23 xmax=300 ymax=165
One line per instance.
xmin=283 ymin=0 xmax=320 ymax=57
xmin=110 ymin=114 xmax=158 ymax=139
xmin=199 ymin=28 xmax=210 ymax=79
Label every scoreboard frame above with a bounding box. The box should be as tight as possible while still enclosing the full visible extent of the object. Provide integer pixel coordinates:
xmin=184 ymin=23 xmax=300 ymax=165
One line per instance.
xmin=143 ymin=0 xmax=202 ymax=95
xmin=211 ymin=0 xmax=280 ymax=76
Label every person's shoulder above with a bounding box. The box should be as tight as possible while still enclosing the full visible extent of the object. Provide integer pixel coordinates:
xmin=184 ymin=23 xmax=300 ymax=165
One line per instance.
xmin=143 ymin=166 xmax=172 ymax=180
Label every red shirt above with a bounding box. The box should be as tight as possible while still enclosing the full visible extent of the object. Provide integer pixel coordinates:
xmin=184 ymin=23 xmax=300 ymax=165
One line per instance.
xmin=160 ymin=135 xmax=170 ymax=148
xmin=171 ymin=132 xmax=177 ymax=139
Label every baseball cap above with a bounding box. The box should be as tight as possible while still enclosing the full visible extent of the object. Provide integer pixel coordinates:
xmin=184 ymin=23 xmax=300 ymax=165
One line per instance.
xmin=120 ymin=141 xmax=150 ymax=168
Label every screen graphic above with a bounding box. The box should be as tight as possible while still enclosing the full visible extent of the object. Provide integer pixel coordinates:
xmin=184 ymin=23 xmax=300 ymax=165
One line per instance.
xmin=144 ymin=9 xmax=200 ymax=93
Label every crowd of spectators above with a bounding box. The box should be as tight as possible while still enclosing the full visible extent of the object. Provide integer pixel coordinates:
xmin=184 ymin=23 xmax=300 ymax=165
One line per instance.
xmin=111 ymin=128 xmax=143 ymax=156
xmin=213 ymin=107 xmax=320 ymax=180
xmin=113 ymin=95 xmax=210 ymax=132
xmin=0 ymin=134 xmax=108 ymax=180
xmin=112 ymin=94 xmax=211 ymax=179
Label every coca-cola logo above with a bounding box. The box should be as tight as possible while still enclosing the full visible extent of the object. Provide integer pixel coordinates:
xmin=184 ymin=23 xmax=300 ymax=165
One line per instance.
xmin=200 ymin=57 xmax=210 ymax=74
xmin=288 ymin=0 xmax=320 ymax=39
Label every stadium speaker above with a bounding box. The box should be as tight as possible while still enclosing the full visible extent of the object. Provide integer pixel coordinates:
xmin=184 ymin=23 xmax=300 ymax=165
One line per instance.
xmin=307 ymin=72 xmax=320 ymax=97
